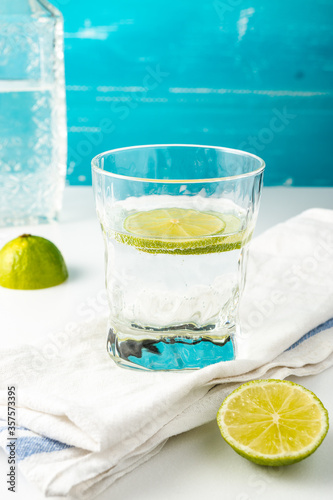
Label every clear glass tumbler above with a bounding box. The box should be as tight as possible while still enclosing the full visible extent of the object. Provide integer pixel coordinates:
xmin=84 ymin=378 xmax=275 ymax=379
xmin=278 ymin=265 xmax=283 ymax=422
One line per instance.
xmin=92 ymin=145 xmax=265 ymax=371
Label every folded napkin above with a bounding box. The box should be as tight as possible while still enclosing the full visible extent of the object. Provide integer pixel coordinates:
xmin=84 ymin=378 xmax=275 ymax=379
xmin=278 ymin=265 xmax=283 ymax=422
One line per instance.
xmin=1 ymin=208 xmax=333 ymax=499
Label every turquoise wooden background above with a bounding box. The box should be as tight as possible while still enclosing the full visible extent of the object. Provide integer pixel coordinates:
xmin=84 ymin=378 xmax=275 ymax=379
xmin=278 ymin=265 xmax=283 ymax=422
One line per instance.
xmin=55 ymin=0 xmax=333 ymax=186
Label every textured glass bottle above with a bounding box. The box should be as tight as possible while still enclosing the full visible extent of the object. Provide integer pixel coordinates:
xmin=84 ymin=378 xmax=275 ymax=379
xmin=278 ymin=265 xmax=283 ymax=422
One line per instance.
xmin=0 ymin=0 xmax=67 ymax=226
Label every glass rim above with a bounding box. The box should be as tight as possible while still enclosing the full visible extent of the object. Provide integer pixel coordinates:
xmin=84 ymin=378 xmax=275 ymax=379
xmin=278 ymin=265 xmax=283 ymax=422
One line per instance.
xmin=91 ymin=144 xmax=265 ymax=184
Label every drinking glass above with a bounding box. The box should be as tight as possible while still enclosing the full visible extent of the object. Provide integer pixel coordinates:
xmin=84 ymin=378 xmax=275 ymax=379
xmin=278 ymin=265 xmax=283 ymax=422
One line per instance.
xmin=92 ymin=145 xmax=265 ymax=371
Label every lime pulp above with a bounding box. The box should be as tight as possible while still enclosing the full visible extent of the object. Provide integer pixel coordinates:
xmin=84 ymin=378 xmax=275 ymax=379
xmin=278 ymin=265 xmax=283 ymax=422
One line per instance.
xmin=114 ymin=207 xmax=250 ymax=255
xmin=217 ymin=379 xmax=329 ymax=466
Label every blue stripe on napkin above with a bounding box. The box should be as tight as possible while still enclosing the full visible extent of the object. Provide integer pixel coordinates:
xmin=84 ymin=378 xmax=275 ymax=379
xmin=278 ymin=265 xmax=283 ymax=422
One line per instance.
xmin=15 ymin=436 xmax=72 ymax=461
xmin=288 ymin=317 xmax=333 ymax=350
xmin=0 ymin=425 xmax=29 ymax=433
xmin=0 ymin=423 xmax=72 ymax=461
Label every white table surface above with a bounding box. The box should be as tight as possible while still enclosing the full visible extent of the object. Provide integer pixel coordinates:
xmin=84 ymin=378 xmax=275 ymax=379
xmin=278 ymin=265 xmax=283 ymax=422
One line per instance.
xmin=0 ymin=186 xmax=333 ymax=500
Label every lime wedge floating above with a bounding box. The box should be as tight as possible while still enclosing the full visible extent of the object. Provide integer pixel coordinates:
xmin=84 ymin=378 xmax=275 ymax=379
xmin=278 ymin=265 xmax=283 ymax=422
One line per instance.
xmin=115 ymin=208 xmax=248 ymax=255
xmin=0 ymin=234 xmax=68 ymax=290
xmin=217 ymin=379 xmax=329 ymax=466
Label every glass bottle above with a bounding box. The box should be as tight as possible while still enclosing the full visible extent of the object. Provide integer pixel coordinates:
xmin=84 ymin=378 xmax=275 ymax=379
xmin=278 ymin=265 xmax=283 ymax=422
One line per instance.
xmin=0 ymin=0 xmax=67 ymax=226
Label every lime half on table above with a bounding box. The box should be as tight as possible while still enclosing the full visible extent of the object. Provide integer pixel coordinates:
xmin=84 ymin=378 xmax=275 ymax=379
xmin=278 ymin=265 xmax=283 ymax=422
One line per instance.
xmin=115 ymin=207 xmax=246 ymax=255
xmin=217 ymin=379 xmax=329 ymax=466
xmin=0 ymin=234 xmax=68 ymax=290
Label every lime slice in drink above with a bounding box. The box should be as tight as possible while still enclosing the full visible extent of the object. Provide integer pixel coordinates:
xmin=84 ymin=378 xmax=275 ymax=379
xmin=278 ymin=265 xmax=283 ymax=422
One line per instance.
xmin=124 ymin=208 xmax=226 ymax=238
xmin=217 ymin=379 xmax=329 ymax=466
xmin=115 ymin=208 xmax=247 ymax=255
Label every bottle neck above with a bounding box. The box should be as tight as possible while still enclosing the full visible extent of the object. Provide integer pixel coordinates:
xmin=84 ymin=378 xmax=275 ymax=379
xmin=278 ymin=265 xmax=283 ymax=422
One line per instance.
xmin=0 ymin=0 xmax=52 ymax=16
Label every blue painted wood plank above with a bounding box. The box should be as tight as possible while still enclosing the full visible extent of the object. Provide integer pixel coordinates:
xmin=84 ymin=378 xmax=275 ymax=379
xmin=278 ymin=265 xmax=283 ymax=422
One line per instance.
xmin=52 ymin=0 xmax=333 ymax=186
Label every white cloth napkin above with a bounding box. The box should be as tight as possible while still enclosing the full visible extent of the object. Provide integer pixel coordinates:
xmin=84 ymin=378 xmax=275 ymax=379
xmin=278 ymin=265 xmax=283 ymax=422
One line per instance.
xmin=1 ymin=208 xmax=333 ymax=499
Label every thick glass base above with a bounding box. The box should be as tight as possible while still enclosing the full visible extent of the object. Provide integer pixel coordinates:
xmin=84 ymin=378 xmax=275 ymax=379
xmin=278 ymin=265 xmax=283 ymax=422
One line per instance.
xmin=107 ymin=325 xmax=235 ymax=371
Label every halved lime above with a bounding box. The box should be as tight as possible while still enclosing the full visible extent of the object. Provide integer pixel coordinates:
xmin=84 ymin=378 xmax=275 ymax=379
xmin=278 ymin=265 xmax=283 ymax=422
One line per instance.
xmin=115 ymin=208 xmax=247 ymax=255
xmin=0 ymin=234 xmax=68 ymax=290
xmin=217 ymin=379 xmax=329 ymax=466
